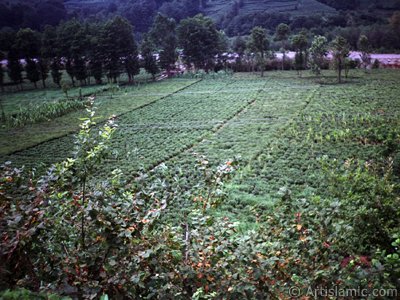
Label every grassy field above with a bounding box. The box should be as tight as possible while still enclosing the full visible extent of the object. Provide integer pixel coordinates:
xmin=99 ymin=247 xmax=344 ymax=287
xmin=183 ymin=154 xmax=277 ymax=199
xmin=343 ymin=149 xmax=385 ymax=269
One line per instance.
xmin=0 ymin=70 xmax=198 ymax=155
xmin=1 ymin=69 xmax=399 ymax=226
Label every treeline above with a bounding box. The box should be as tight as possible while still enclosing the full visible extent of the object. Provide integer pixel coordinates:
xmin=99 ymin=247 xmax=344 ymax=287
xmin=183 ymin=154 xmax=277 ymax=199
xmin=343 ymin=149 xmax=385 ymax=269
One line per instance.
xmin=0 ymin=13 xmax=230 ymax=91
xmin=0 ymin=17 xmax=141 ymax=90
xmin=223 ymin=11 xmax=400 ymax=52
xmin=1 ymin=10 xmax=399 ymax=92
xmin=232 ymin=23 xmax=384 ymax=84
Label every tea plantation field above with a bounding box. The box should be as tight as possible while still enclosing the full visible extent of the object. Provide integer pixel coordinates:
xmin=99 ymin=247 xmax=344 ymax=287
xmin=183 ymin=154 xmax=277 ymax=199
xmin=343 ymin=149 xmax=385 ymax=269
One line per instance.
xmin=1 ymin=70 xmax=400 ymax=224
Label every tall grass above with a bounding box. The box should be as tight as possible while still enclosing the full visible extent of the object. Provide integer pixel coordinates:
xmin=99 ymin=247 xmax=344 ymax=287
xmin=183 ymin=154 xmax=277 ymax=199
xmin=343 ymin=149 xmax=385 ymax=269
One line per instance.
xmin=1 ymin=99 xmax=87 ymax=128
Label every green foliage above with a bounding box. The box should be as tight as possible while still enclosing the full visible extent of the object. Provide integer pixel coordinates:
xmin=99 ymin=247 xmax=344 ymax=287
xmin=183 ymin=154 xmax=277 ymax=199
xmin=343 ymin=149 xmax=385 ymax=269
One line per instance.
xmin=232 ymin=36 xmax=247 ymax=56
xmin=275 ymin=23 xmax=290 ymax=42
xmin=38 ymin=59 xmax=49 ymax=88
xmin=50 ymin=58 xmax=62 ymax=87
xmin=331 ymin=36 xmax=350 ymax=83
xmin=291 ymin=32 xmax=308 ymax=52
xmin=247 ymin=26 xmax=270 ymax=77
xmin=320 ymin=157 xmax=400 ymax=252
xmin=0 ymin=288 xmax=69 ymax=300
xmin=73 ymin=57 xmax=87 ymax=85
xmin=150 ymin=13 xmax=178 ymax=73
xmin=7 ymin=50 xmax=23 ymax=86
xmin=177 ymin=14 xmax=220 ymax=71
xmin=308 ymin=35 xmax=328 ymax=78
xmin=358 ymin=35 xmax=371 ymax=70
xmin=25 ymin=59 xmax=40 ymax=88
xmin=102 ymin=16 xmax=139 ymax=83
xmin=292 ymin=32 xmax=308 ymax=75
xmin=0 ymin=109 xmax=239 ymax=298
xmin=15 ymin=28 xmax=40 ymax=59
xmin=141 ymin=35 xmax=159 ymax=80
xmin=2 ymin=99 xmax=87 ymax=128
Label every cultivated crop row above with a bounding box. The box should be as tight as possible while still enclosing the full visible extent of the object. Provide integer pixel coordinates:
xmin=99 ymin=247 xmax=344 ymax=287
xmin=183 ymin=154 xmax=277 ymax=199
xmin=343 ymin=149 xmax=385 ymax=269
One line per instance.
xmin=0 ymin=78 xmax=198 ymax=156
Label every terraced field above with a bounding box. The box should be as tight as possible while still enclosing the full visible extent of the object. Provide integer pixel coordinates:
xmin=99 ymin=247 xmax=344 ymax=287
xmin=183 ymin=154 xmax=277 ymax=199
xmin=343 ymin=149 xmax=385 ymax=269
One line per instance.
xmin=2 ymin=70 xmax=400 ymax=225
xmin=205 ymin=0 xmax=336 ymax=20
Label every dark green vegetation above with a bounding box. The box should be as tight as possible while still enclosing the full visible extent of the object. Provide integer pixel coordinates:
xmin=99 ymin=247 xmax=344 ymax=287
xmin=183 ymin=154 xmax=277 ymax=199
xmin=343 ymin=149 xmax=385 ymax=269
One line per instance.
xmin=1 ymin=69 xmax=399 ymax=298
xmin=1 ymin=0 xmax=400 ymax=51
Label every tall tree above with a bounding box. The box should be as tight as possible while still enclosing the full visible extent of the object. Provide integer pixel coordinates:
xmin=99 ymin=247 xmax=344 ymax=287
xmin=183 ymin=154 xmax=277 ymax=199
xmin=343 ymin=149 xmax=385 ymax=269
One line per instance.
xmin=247 ymin=26 xmax=269 ymax=77
xmin=177 ymin=14 xmax=220 ymax=71
xmin=25 ymin=58 xmax=40 ymax=88
xmin=74 ymin=56 xmax=87 ymax=86
xmin=331 ymin=36 xmax=350 ymax=83
xmin=275 ymin=23 xmax=290 ymax=70
xmin=232 ymin=36 xmax=247 ymax=71
xmin=50 ymin=58 xmax=62 ymax=87
xmin=150 ymin=13 xmax=178 ymax=75
xmin=70 ymin=25 xmax=90 ymax=86
xmin=308 ymin=35 xmax=328 ymax=79
xmin=7 ymin=49 xmax=23 ymax=89
xmin=141 ymin=34 xmax=159 ymax=80
xmin=15 ymin=28 xmax=40 ymax=59
xmin=38 ymin=58 xmax=49 ymax=88
xmin=102 ymin=16 xmax=138 ymax=83
xmin=358 ymin=35 xmax=371 ymax=72
xmin=216 ymin=30 xmax=229 ymax=71
xmin=43 ymin=25 xmax=62 ymax=87
xmin=233 ymin=36 xmax=247 ymax=57
xmin=125 ymin=53 xmax=140 ymax=83
xmin=87 ymin=22 xmax=104 ymax=84
xmin=15 ymin=28 xmax=41 ymax=88
xmin=291 ymin=32 xmax=308 ymax=76
xmin=58 ymin=19 xmax=82 ymax=86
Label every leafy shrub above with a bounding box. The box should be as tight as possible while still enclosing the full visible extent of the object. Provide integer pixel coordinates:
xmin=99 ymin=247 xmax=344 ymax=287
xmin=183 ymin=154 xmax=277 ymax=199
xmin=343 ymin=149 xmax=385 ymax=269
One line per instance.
xmin=0 ymin=288 xmax=68 ymax=300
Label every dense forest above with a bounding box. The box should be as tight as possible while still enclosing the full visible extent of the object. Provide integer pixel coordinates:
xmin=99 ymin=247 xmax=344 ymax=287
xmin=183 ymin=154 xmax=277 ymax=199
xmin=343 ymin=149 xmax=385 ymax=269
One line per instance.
xmin=0 ymin=0 xmax=400 ymax=51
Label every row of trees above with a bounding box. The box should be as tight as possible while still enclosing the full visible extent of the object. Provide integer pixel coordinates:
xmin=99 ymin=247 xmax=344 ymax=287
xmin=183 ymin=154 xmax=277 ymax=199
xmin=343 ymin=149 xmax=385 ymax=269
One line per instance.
xmin=0 ymin=14 xmax=377 ymax=91
xmin=0 ymin=13 xmax=230 ymax=91
xmin=223 ymin=10 xmax=400 ymax=52
xmin=1 ymin=16 xmax=141 ymax=90
xmin=246 ymin=25 xmax=373 ymax=82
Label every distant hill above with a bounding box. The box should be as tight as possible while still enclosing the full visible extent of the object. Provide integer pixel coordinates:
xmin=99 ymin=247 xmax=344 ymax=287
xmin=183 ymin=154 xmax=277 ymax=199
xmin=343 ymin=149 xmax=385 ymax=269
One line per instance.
xmin=62 ymin=0 xmax=399 ymax=34
xmin=63 ymin=0 xmax=337 ymax=18
xmin=62 ymin=0 xmax=339 ymax=33
xmin=1 ymin=0 xmax=399 ymax=36
xmin=203 ymin=0 xmax=336 ymax=20
xmin=0 ymin=0 xmax=66 ymax=28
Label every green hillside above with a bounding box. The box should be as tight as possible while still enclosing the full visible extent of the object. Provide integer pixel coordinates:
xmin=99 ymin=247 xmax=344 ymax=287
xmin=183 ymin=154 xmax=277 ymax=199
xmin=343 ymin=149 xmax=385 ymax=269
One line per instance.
xmin=1 ymin=0 xmax=398 ymax=38
xmin=204 ymin=0 xmax=336 ymax=21
xmin=64 ymin=0 xmax=109 ymax=10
